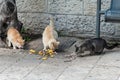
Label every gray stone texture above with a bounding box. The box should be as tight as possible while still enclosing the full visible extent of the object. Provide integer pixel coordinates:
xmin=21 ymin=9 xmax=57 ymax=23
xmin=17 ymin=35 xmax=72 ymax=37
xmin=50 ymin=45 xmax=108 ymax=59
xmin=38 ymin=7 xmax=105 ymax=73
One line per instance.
xmin=16 ymin=0 xmax=47 ymax=12
xmin=48 ymin=0 xmax=83 ymax=14
xmin=16 ymin=0 xmax=120 ymax=39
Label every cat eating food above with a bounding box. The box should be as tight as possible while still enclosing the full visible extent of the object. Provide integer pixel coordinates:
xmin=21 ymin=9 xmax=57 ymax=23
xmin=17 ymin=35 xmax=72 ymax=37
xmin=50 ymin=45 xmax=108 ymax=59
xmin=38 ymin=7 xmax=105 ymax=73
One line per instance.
xmin=75 ymin=38 xmax=118 ymax=57
xmin=42 ymin=17 xmax=60 ymax=51
xmin=7 ymin=27 xmax=24 ymax=49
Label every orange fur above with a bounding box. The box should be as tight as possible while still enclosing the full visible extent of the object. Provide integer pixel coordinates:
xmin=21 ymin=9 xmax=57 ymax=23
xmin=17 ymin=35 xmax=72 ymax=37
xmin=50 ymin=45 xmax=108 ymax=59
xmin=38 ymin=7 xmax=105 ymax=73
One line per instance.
xmin=42 ymin=18 xmax=60 ymax=51
xmin=7 ymin=27 xmax=24 ymax=49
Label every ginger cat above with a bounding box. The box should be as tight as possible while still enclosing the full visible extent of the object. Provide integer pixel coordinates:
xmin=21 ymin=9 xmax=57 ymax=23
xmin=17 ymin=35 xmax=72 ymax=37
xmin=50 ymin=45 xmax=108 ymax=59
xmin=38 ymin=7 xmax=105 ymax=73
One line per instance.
xmin=42 ymin=17 xmax=60 ymax=51
xmin=7 ymin=27 xmax=25 ymax=49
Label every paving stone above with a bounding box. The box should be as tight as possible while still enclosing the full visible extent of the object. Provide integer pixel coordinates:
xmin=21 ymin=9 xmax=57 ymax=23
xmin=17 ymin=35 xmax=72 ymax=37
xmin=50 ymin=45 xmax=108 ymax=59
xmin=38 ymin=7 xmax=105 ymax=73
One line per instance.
xmin=0 ymin=38 xmax=119 ymax=80
xmin=57 ymin=65 xmax=91 ymax=80
xmin=57 ymin=54 xmax=100 ymax=80
xmin=71 ymin=55 xmax=101 ymax=68
xmin=0 ymin=74 xmax=20 ymax=80
xmin=0 ymin=54 xmax=42 ymax=80
xmin=118 ymin=76 xmax=120 ymax=80
xmin=0 ymin=49 xmax=26 ymax=73
xmin=23 ymin=54 xmax=71 ymax=80
xmin=97 ymin=49 xmax=120 ymax=67
xmin=85 ymin=66 xmax=120 ymax=80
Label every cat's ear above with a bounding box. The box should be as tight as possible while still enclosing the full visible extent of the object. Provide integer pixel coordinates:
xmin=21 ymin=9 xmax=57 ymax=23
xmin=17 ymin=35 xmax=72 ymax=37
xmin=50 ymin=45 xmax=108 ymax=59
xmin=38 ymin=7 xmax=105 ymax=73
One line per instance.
xmin=75 ymin=45 xmax=78 ymax=48
xmin=75 ymin=44 xmax=79 ymax=52
xmin=23 ymin=40 xmax=25 ymax=42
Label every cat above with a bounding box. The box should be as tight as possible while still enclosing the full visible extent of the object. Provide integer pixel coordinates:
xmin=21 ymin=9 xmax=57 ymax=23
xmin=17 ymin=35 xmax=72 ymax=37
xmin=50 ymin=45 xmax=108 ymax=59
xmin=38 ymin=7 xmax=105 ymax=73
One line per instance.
xmin=75 ymin=38 xmax=118 ymax=57
xmin=42 ymin=17 xmax=60 ymax=51
xmin=0 ymin=0 xmax=23 ymax=47
xmin=7 ymin=27 xmax=25 ymax=49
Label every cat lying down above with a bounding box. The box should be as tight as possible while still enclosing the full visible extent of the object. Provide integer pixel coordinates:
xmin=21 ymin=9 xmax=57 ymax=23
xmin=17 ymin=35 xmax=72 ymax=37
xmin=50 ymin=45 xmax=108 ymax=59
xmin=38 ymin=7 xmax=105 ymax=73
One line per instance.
xmin=75 ymin=38 xmax=118 ymax=57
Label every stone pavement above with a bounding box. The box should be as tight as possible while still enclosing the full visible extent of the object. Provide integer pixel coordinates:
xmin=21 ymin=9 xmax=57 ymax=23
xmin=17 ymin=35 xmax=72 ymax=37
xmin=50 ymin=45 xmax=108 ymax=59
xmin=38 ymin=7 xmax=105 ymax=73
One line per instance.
xmin=0 ymin=37 xmax=120 ymax=80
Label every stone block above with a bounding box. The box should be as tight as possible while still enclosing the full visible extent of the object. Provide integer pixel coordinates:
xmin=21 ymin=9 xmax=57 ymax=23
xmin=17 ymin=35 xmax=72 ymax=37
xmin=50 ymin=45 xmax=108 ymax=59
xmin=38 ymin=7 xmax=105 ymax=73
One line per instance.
xmin=97 ymin=51 xmax=120 ymax=67
xmin=24 ymin=57 xmax=69 ymax=80
xmin=16 ymin=0 xmax=47 ymax=12
xmin=18 ymin=13 xmax=49 ymax=34
xmin=100 ymin=16 xmax=115 ymax=35
xmin=15 ymin=0 xmax=120 ymax=39
xmin=57 ymin=66 xmax=91 ymax=80
xmin=58 ymin=15 xmax=96 ymax=36
xmin=84 ymin=0 xmax=96 ymax=16
xmin=54 ymin=15 xmax=67 ymax=31
xmin=101 ymin=0 xmax=111 ymax=11
xmin=48 ymin=0 xmax=83 ymax=14
xmin=85 ymin=66 xmax=120 ymax=80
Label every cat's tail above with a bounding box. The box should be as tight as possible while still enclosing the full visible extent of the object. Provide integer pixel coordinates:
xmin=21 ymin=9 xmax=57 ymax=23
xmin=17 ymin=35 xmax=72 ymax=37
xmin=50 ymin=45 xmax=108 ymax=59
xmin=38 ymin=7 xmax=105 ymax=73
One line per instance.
xmin=105 ymin=43 xmax=118 ymax=49
xmin=49 ymin=17 xmax=54 ymax=29
xmin=56 ymin=38 xmax=76 ymax=52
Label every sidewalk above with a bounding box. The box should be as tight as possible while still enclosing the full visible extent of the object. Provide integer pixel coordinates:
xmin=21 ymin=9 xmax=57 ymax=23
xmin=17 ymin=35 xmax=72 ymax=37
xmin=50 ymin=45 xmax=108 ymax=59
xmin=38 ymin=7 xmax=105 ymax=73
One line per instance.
xmin=0 ymin=37 xmax=120 ymax=80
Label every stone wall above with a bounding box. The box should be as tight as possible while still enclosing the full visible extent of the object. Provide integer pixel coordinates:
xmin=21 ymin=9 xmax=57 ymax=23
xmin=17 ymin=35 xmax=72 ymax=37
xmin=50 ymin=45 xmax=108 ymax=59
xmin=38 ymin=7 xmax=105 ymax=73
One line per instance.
xmin=16 ymin=0 xmax=120 ymax=39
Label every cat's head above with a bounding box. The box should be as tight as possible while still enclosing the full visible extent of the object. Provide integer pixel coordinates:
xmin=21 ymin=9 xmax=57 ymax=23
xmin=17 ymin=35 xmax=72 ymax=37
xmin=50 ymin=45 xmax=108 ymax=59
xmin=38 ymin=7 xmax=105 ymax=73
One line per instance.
xmin=75 ymin=45 xmax=84 ymax=54
xmin=16 ymin=38 xmax=25 ymax=49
